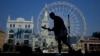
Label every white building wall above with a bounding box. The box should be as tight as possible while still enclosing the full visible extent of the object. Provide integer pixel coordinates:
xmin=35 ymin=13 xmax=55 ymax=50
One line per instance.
xmin=6 ymin=16 xmax=34 ymax=46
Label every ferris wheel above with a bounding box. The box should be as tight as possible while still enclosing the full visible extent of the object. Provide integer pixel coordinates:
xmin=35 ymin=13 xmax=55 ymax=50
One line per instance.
xmin=37 ymin=1 xmax=86 ymax=43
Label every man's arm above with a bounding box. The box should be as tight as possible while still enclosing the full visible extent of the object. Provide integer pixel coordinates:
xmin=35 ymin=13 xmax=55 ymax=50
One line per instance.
xmin=48 ymin=27 xmax=54 ymax=31
xmin=42 ymin=26 xmax=54 ymax=31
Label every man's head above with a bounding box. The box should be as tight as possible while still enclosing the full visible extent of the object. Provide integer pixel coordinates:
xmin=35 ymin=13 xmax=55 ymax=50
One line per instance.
xmin=49 ymin=12 xmax=55 ymax=19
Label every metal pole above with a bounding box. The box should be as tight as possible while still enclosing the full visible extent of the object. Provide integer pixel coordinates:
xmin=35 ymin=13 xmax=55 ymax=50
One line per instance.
xmin=68 ymin=14 xmax=70 ymax=45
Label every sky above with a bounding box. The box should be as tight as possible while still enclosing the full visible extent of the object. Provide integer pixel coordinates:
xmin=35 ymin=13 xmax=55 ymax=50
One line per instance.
xmin=0 ymin=0 xmax=100 ymax=36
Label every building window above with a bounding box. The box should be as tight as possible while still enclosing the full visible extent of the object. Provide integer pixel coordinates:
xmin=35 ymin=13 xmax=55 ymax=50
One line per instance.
xmin=98 ymin=44 xmax=100 ymax=51
xmin=10 ymin=24 xmax=12 ymax=27
xmin=89 ymin=44 xmax=94 ymax=51
xmin=84 ymin=44 xmax=87 ymax=51
xmin=28 ymin=25 xmax=30 ymax=28
xmin=25 ymin=30 xmax=29 ymax=33
xmin=9 ymin=30 xmax=14 ymax=33
xmin=19 ymin=25 xmax=21 ymax=28
xmin=24 ymin=35 xmax=29 ymax=39
xmin=35 ymin=41 xmax=39 ymax=47
xmin=24 ymin=40 xmax=29 ymax=45
xmin=9 ymin=34 xmax=14 ymax=38
xmin=25 ymin=25 xmax=27 ymax=28
xmin=13 ymin=24 xmax=15 ymax=27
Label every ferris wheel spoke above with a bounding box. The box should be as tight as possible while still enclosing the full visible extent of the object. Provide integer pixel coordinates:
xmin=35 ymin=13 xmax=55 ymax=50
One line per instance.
xmin=68 ymin=7 xmax=73 ymax=15
xmin=71 ymin=29 xmax=79 ymax=36
xmin=70 ymin=15 xmax=77 ymax=20
xmin=55 ymin=7 xmax=59 ymax=15
xmin=61 ymin=5 xmax=65 ymax=17
xmin=70 ymin=10 xmax=76 ymax=16
xmin=70 ymin=8 xmax=78 ymax=15
xmin=58 ymin=5 xmax=61 ymax=16
xmin=63 ymin=6 xmax=69 ymax=18
xmin=70 ymin=14 xmax=77 ymax=20
xmin=71 ymin=31 xmax=76 ymax=36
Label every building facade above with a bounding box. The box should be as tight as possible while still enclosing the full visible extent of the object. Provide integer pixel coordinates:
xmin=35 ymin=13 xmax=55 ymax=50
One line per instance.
xmin=32 ymin=5 xmax=56 ymax=52
xmin=40 ymin=4 xmax=49 ymax=37
xmin=0 ymin=30 xmax=5 ymax=51
xmin=40 ymin=4 xmax=56 ymax=49
xmin=80 ymin=37 xmax=100 ymax=52
xmin=5 ymin=16 xmax=34 ymax=46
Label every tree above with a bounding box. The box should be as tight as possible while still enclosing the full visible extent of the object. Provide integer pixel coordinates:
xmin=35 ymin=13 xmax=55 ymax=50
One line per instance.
xmin=15 ymin=42 xmax=21 ymax=52
xmin=92 ymin=32 xmax=100 ymax=39
xmin=7 ymin=39 xmax=14 ymax=51
xmin=3 ymin=43 xmax=8 ymax=52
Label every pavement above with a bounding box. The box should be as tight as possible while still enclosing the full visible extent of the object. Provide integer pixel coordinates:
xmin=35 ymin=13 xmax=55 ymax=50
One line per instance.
xmin=0 ymin=52 xmax=100 ymax=56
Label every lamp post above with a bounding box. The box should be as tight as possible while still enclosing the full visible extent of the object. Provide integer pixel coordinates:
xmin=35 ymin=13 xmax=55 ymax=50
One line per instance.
xmin=68 ymin=14 xmax=70 ymax=45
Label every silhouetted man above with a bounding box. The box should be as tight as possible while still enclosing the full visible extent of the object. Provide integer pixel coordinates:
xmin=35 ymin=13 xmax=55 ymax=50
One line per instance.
xmin=42 ymin=12 xmax=73 ymax=53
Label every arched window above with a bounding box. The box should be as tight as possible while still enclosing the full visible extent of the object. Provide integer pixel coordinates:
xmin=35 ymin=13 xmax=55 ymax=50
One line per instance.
xmin=9 ymin=30 xmax=14 ymax=33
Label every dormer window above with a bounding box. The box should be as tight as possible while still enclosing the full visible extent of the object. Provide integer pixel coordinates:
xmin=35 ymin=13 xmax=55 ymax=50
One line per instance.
xmin=25 ymin=25 xmax=27 ymax=28
xmin=28 ymin=25 xmax=30 ymax=28
xmin=13 ymin=24 xmax=15 ymax=27
xmin=10 ymin=24 xmax=12 ymax=27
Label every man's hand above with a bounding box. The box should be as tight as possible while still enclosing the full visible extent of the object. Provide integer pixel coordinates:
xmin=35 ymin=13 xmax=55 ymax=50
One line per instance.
xmin=42 ymin=26 xmax=46 ymax=29
xmin=48 ymin=28 xmax=51 ymax=31
xmin=42 ymin=26 xmax=51 ymax=31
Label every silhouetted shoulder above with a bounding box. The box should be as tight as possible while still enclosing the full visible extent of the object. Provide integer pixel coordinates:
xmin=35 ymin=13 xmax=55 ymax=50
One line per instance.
xmin=55 ymin=16 xmax=62 ymax=20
